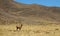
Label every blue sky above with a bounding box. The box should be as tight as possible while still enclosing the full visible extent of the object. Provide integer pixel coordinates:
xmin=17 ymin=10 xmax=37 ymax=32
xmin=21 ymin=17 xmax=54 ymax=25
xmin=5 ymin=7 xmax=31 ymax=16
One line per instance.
xmin=14 ymin=0 xmax=60 ymax=7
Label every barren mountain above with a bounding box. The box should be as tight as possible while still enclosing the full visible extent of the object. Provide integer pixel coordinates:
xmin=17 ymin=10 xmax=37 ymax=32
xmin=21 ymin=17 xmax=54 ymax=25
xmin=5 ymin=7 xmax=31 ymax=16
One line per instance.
xmin=0 ymin=0 xmax=60 ymax=24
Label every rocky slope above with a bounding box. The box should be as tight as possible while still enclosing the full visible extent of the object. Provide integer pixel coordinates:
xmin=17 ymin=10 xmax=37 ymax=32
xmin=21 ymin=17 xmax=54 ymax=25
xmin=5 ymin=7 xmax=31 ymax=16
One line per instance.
xmin=0 ymin=0 xmax=60 ymax=24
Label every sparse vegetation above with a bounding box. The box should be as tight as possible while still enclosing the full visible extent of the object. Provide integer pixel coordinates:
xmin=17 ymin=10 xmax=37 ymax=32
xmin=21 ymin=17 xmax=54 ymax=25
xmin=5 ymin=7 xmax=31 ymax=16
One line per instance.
xmin=0 ymin=24 xmax=60 ymax=36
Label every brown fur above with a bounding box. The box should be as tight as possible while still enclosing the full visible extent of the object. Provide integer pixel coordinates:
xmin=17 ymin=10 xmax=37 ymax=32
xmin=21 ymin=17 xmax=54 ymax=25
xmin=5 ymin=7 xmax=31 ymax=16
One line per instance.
xmin=16 ymin=24 xmax=23 ymax=31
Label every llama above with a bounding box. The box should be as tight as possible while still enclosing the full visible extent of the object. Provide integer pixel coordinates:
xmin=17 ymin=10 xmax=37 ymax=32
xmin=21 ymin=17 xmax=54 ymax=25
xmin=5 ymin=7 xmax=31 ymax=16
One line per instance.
xmin=16 ymin=23 xmax=23 ymax=31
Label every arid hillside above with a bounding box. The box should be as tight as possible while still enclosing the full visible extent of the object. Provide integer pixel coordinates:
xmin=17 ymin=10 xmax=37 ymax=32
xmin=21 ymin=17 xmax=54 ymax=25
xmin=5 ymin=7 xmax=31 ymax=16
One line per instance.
xmin=0 ymin=0 xmax=60 ymax=24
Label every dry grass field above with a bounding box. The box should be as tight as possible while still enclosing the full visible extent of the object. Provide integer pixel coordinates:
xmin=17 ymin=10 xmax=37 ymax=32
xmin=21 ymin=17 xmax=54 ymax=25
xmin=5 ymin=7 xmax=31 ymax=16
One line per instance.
xmin=0 ymin=23 xmax=60 ymax=36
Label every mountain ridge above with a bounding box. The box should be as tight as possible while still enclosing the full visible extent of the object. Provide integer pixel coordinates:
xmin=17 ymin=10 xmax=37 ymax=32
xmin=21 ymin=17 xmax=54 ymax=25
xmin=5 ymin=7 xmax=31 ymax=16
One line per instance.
xmin=0 ymin=0 xmax=60 ymax=24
